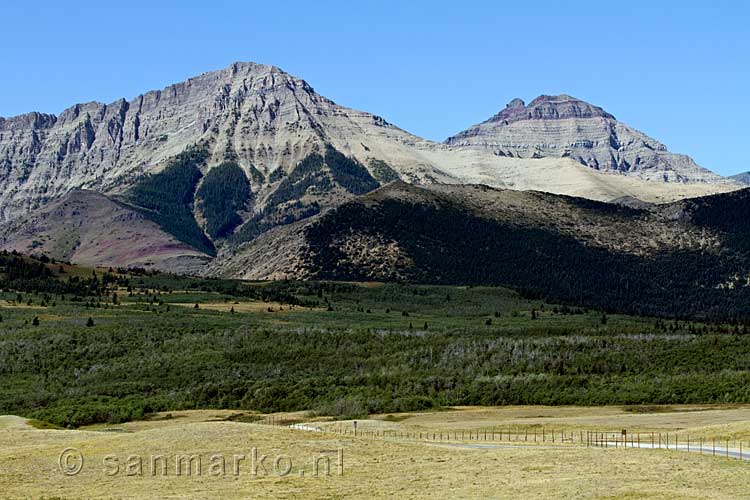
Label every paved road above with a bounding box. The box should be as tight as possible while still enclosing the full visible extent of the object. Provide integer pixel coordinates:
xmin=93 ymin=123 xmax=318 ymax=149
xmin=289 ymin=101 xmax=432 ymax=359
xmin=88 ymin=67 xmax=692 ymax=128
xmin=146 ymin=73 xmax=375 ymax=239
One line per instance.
xmin=596 ymin=440 xmax=750 ymax=460
xmin=427 ymin=440 xmax=750 ymax=459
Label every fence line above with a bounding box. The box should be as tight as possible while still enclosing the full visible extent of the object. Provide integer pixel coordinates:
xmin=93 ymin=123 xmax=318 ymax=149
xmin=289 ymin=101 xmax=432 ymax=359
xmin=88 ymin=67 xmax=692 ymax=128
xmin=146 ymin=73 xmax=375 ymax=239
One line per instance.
xmin=256 ymin=416 xmax=749 ymax=462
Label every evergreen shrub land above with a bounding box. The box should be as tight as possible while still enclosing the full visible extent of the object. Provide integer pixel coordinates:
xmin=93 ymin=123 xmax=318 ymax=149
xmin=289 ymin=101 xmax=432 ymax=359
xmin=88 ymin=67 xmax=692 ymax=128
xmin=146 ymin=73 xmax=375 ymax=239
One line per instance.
xmin=304 ymin=197 xmax=750 ymax=321
xmin=196 ymin=162 xmax=252 ymax=239
xmin=127 ymin=145 xmax=215 ymax=255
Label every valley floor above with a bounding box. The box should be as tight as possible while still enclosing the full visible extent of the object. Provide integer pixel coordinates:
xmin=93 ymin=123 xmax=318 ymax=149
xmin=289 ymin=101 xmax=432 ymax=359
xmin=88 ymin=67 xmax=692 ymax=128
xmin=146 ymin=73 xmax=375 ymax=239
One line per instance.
xmin=3 ymin=405 xmax=750 ymax=499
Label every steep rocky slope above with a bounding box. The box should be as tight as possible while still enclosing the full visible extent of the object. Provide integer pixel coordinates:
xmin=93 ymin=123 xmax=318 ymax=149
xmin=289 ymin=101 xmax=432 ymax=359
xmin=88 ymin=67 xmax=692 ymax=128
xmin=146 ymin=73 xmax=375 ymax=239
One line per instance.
xmin=0 ymin=62 xmax=455 ymax=223
xmin=445 ymin=95 xmax=727 ymax=183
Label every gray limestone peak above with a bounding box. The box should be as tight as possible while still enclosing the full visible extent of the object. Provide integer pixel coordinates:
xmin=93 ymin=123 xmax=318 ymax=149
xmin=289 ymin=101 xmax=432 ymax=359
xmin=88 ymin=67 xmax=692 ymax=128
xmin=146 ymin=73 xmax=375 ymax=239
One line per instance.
xmin=445 ymin=94 xmax=721 ymax=183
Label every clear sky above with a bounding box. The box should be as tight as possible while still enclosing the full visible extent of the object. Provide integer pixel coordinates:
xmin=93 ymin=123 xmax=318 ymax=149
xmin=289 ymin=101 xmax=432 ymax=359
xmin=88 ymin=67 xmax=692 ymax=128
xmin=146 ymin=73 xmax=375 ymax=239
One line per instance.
xmin=2 ymin=1 xmax=747 ymax=175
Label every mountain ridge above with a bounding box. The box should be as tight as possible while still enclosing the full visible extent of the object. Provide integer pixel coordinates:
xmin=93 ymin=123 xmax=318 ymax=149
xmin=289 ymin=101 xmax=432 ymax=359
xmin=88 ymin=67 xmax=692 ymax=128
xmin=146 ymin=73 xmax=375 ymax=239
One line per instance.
xmin=730 ymin=171 xmax=750 ymax=185
xmin=0 ymin=62 xmax=739 ymax=225
xmin=0 ymin=62 xmax=743 ymax=276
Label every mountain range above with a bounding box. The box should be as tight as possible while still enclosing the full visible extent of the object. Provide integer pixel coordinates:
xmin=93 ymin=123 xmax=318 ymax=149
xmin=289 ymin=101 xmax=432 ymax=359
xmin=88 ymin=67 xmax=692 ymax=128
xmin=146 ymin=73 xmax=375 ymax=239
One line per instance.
xmin=1 ymin=61 xmax=749 ymax=318
xmin=0 ymin=62 xmax=739 ymax=220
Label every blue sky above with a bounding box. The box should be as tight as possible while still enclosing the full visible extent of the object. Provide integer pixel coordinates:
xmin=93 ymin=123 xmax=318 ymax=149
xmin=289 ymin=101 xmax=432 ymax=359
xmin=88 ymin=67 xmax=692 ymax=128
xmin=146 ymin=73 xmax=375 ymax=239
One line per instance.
xmin=2 ymin=1 xmax=747 ymax=175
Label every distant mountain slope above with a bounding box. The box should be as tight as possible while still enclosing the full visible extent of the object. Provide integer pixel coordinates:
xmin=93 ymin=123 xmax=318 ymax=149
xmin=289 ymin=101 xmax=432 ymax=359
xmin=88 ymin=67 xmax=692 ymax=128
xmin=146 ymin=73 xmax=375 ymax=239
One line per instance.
xmin=730 ymin=171 xmax=750 ymax=185
xmin=0 ymin=190 xmax=210 ymax=272
xmin=445 ymin=95 xmax=728 ymax=183
xmin=210 ymin=182 xmax=750 ymax=320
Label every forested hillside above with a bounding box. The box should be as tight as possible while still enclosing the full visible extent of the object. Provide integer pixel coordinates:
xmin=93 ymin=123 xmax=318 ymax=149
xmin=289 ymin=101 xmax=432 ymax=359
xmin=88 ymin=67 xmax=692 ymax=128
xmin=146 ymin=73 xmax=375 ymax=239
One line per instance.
xmin=127 ymin=145 xmax=215 ymax=255
xmin=196 ymin=162 xmax=253 ymax=239
xmin=225 ymin=183 xmax=750 ymax=322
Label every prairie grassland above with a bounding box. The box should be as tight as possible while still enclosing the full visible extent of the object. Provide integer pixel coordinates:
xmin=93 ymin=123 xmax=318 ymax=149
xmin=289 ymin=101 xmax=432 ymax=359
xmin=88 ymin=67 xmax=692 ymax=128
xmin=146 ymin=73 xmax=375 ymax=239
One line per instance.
xmin=2 ymin=408 xmax=750 ymax=499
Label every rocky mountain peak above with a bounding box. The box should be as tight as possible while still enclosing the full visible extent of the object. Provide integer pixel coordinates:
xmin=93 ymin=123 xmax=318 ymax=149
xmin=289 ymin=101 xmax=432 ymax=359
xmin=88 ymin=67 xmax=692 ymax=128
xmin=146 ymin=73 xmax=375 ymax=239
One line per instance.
xmin=506 ymin=98 xmax=525 ymax=109
xmin=485 ymin=94 xmax=615 ymax=126
xmin=445 ymin=94 xmax=725 ymax=183
xmin=0 ymin=61 xmax=351 ymax=222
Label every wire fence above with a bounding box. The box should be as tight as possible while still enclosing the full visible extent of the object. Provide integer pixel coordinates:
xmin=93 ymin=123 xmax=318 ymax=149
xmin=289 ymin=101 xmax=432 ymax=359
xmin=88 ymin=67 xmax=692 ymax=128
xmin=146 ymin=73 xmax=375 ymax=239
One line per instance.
xmin=256 ymin=416 xmax=750 ymax=462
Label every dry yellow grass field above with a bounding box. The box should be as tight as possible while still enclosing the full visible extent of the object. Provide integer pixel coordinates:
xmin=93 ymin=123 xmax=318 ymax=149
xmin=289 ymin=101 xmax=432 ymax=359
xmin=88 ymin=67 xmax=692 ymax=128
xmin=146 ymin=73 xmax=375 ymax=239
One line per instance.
xmin=3 ymin=406 xmax=750 ymax=499
xmin=367 ymin=404 xmax=750 ymax=433
xmin=169 ymin=301 xmax=316 ymax=313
